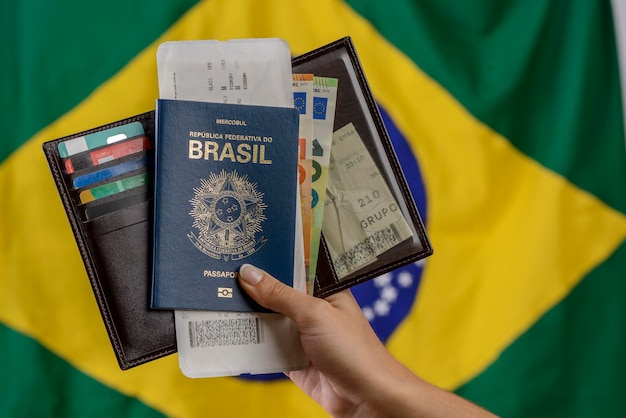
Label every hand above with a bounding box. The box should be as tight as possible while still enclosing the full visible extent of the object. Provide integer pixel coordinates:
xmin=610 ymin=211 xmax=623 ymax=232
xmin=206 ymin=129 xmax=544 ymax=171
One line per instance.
xmin=238 ymin=264 xmax=497 ymax=418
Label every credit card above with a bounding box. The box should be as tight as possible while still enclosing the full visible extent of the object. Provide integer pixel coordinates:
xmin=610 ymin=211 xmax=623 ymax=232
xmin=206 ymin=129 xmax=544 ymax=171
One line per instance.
xmin=57 ymin=122 xmax=145 ymax=158
xmin=72 ymin=157 xmax=148 ymax=189
xmin=84 ymin=190 xmax=150 ymax=220
xmin=79 ymin=172 xmax=149 ymax=203
xmin=65 ymin=136 xmax=150 ymax=174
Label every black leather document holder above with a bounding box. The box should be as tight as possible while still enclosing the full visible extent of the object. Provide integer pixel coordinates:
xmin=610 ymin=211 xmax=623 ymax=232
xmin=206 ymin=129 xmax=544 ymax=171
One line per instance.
xmin=42 ymin=37 xmax=432 ymax=370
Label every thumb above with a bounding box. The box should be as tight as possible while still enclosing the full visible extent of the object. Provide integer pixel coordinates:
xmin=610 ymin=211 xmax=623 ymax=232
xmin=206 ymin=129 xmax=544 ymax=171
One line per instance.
xmin=238 ymin=264 xmax=313 ymax=319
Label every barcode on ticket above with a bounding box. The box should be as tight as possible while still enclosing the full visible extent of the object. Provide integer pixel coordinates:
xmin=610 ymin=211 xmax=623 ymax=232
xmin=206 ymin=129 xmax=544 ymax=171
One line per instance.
xmin=333 ymin=221 xmax=410 ymax=277
xmin=188 ymin=318 xmax=263 ymax=348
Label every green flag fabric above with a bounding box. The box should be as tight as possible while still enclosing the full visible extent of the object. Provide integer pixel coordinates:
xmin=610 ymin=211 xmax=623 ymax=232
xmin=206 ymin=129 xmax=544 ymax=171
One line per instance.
xmin=1 ymin=1 xmax=625 ymax=417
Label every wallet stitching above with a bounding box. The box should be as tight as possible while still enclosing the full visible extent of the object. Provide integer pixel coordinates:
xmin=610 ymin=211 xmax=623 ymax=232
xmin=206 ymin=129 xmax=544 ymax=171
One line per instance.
xmin=291 ymin=37 xmax=347 ymax=65
xmin=315 ymin=253 xmax=428 ymax=298
xmin=123 ymin=345 xmax=177 ymax=370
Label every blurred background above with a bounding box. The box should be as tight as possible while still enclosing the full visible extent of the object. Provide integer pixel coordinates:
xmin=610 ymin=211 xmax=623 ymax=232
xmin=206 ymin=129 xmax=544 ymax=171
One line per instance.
xmin=1 ymin=0 xmax=625 ymax=416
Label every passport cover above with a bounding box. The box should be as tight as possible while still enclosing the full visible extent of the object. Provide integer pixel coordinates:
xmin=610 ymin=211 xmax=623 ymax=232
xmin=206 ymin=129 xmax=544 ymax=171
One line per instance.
xmin=151 ymin=99 xmax=300 ymax=312
xmin=41 ymin=36 xmax=433 ymax=370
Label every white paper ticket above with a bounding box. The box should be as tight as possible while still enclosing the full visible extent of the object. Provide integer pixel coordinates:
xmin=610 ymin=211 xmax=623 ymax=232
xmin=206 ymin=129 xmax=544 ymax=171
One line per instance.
xmin=157 ymin=38 xmax=293 ymax=106
xmin=322 ymin=122 xmax=413 ymax=279
xmin=175 ymin=310 xmax=307 ymax=378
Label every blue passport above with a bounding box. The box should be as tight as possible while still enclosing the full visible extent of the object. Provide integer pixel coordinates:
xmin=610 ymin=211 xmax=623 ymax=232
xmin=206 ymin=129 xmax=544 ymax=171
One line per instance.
xmin=151 ymin=99 xmax=300 ymax=312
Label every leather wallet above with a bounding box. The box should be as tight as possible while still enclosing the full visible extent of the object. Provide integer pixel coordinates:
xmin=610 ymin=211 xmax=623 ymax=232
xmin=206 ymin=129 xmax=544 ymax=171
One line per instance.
xmin=42 ymin=37 xmax=432 ymax=370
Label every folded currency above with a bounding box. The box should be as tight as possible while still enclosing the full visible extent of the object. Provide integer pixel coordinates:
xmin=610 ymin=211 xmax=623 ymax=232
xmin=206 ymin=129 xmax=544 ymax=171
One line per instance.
xmin=292 ymin=74 xmax=314 ymax=281
xmin=307 ymin=76 xmax=339 ymax=293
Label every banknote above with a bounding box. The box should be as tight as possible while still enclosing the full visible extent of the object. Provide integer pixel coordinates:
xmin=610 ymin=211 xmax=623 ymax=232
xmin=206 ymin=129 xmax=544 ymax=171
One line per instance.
xmin=292 ymin=74 xmax=314 ymax=278
xmin=322 ymin=122 xmax=413 ymax=279
xmin=307 ymin=76 xmax=339 ymax=294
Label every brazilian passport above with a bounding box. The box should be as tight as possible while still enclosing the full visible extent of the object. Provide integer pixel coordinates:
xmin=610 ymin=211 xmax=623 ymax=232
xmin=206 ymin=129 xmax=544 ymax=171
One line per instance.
xmin=151 ymin=99 xmax=300 ymax=312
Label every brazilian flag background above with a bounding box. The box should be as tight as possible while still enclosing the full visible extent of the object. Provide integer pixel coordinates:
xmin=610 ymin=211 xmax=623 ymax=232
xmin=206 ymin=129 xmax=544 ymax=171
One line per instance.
xmin=2 ymin=0 xmax=626 ymax=417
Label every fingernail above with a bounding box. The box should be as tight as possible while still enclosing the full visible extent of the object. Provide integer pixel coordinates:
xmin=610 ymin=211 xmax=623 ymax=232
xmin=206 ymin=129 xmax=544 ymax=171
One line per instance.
xmin=239 ymin=264 xmax=263 ymax=286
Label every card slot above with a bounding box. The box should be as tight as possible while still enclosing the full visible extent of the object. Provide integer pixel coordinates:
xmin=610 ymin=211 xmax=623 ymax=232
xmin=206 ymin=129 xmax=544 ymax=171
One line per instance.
xmin=84 ymin=218 xmax=175 ymax=367
xmin=81 ymin=187 xmax=150 ymax=224
xmin=83 ymin=198 xmax=151 ymax=237
xmin=62 ymin=132 xmax=149 ymax=158
xmin=69 ymin=149 xmax=152 ymax=178
xmin=74 ymin=167 xmax=150 ymax=205
xmin=74 ymin=165 xmax=150 ymax=190
xmin=62 ymin=134 xmax=152 ymax=174
xmin=70 ymin=155 xmax=151 ymax=190
xmin=71 ymin=170 xmax=149 ymax=210
xmin=57 ymin=120 xmax=146 ymax=158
